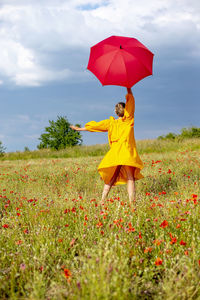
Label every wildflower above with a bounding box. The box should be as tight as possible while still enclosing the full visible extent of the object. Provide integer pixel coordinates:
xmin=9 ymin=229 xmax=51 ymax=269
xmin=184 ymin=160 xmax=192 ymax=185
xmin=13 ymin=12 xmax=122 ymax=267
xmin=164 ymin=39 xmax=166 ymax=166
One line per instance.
xmin=155 ymin=257 xmax=163 ymax=266
xmin=128 ymin=222 xmax=135 ymax=232
xmin=180 ymin=240 xmax=186 ymax=246
xmin=144 ymin=247 xmax=152 ymax=253
xmin=160 ymin=220 xmax=168 ymax=228
xmin=20 ymin=263 xmax=26 ymax=271
xmin=16 ymin=240 xmax=23 ymax=245
xmin=153 ymin=239 xmax=162 ymax=246
xmin=170 ymin=234 xmax=177 ymax=245
xmin=77 ymin=281 xmax=81 ymax=290
xmin=166 ymin=249 xmax=172 ymax=254
xmin=71 ymin=207 xmax=76 ymax=213
xmin=96 ymin=221 xmax=103 ymax=228
xmin=64 ymin=268 xmax=72 ymax=280
xmin=192 ymin=194 xmax=197 ymax=198
xmin=2 ymin=224 xmax=9 ymax=228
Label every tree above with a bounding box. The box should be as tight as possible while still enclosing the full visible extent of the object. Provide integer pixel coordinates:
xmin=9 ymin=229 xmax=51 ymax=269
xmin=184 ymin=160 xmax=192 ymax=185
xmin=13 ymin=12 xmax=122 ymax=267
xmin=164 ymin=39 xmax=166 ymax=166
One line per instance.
xmin=37 ymin=116 xmax=82 ymax=150
xmin=0 ymin=141 xmax=6 ymax=157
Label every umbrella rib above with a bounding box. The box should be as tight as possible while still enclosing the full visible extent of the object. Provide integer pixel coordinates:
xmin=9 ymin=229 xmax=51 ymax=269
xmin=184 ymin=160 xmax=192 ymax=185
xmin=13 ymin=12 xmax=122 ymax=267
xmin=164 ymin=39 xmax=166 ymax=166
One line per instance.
xmin=101 ymin=50 xmax=119 ymax=85
xmin=119 ymin=51 xmax=129 ymax=86
xmin=122 ymin=46 xmax=153 ymax=74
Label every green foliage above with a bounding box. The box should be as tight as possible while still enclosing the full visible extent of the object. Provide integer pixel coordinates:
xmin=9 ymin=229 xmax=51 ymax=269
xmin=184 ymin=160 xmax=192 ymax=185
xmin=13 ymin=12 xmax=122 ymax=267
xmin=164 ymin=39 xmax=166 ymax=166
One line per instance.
xmin=180 ymin=127 xmax=200 ymax=138
xmin=37 ymin=116 xmax=82 ymax=150
xmin=158 ymin=133 xmax=176 ymax=140
xmin=0 ymin=141 xmax=6 ymax=156
xmin=158 ymin=126 xmax=200 ymax=140
xmin=24 ymin=146 xmax=30 ymax=152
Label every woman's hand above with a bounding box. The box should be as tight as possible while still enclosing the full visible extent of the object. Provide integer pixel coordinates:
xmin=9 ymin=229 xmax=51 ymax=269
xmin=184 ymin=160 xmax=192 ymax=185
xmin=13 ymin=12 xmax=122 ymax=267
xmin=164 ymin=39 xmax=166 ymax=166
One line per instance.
xmin=127 ymin=87 xmax=133 ymax=94
xmin=70 ymin=125 xmax=78 ymax=130
xmin=70 ymin=125 xmax=86 ymax=131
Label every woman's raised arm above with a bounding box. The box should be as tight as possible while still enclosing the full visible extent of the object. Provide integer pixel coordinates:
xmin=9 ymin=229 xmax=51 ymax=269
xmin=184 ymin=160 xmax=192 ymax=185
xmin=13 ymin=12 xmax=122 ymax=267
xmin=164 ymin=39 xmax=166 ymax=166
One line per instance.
xmin=124 ymin=87 xmax=135 ymax=119
xmin=127 ymin=87 xmax=133 ymax=94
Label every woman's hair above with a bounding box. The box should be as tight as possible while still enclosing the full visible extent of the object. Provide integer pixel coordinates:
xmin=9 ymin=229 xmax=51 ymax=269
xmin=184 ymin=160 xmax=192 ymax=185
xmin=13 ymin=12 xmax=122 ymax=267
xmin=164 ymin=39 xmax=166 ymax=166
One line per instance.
xmin=115 ymin=102 xmax=125 ymax=117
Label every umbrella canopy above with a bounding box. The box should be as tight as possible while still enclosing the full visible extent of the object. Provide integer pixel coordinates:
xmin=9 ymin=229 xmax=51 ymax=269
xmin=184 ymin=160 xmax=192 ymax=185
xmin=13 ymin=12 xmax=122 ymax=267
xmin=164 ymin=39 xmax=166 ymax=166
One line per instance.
xmin=87 ymin=35 xmax=154 ymax=88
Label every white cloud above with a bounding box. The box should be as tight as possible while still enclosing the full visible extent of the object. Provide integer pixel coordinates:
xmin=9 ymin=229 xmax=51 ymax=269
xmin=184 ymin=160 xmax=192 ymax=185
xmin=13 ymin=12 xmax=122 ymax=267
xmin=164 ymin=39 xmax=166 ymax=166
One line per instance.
xmin=0 ymin=0 xmax=199 ymax=87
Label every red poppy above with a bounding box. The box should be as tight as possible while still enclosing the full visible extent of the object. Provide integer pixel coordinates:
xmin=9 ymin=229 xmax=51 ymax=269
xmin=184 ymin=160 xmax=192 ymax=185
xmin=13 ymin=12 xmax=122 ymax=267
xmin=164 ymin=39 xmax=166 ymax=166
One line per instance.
xmin=2 ymin=224 xmax=9 ymax=228
xmin=128 ymin=222 xmax=135 ymax=232
xmin=155 ymin=257 xmax=163 ymax=266
xmin=16 ymin=240 xmax=23 ymax=245
xmin=64 ymin=268 xmax=72 ymax=279
xmin=180 ymin=240 xmax=186 ymax=246
xmin=160 ymin=220 xmax=168 ymax=228
xmin=170 ymin=237 xmax=177 ymax=245
xmin=144 ymin=247 xmax=152 ymax=253
xmin=96 ymin=221 xmax=103 ymax=228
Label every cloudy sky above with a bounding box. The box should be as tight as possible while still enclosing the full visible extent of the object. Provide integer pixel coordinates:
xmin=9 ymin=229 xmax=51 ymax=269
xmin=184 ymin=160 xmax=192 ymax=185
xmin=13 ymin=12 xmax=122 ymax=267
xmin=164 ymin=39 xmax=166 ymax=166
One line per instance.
xmin=0 ymin=0 xmax=199 ymax=152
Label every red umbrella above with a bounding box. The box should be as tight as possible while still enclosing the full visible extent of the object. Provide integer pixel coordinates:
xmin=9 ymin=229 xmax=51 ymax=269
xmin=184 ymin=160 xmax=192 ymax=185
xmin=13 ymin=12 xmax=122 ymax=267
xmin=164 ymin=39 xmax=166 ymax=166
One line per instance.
xmin=87 ymin=35 xmax=154 ymax=88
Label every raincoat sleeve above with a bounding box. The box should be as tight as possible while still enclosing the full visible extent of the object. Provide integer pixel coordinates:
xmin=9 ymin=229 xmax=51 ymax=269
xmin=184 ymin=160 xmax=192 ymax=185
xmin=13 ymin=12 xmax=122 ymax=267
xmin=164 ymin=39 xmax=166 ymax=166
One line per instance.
xmin=124 ymin=93 xmax=135 ymax=119
xmin=85 ymin=119 xmax=110 ymax=132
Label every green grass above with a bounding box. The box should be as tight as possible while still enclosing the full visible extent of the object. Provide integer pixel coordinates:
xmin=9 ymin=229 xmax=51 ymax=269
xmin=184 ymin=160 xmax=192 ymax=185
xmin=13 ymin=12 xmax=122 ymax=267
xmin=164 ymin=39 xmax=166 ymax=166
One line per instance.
xmin=0 ymin=139 xmax=200 ymax=299
xmin=1 ymin=138 xmax=200 ymax=161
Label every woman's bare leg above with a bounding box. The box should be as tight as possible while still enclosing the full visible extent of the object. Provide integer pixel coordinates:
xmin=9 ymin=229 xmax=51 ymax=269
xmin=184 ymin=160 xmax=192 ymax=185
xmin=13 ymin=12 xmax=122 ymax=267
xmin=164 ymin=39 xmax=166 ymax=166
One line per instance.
xmin=101 ymin=166 xmax=121 ymax=203
xmin=101 ymin=184 xmax=111 ymax=203
xmin=124 ymin=166 xmax=136 ymax=206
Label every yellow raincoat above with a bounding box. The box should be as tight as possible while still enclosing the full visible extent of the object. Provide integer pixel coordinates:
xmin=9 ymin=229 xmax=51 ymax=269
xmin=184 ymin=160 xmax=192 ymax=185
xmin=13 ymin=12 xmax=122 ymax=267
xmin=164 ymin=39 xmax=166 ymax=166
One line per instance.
xmin=85 ymin=93 xmax=144 ymax=185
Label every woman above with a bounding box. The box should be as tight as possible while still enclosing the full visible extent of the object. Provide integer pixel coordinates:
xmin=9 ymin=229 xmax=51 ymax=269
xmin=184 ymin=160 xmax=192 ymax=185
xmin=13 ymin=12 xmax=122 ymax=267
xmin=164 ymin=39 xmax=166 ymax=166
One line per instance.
xmin=70 ymin=88 xmax=144 ymax=207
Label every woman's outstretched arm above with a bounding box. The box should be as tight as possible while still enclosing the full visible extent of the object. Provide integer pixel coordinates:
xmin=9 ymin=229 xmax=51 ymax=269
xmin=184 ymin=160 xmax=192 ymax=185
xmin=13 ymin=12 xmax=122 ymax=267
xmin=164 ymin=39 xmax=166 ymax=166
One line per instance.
xmin=70 ymin=125 xmax=87 ymax=131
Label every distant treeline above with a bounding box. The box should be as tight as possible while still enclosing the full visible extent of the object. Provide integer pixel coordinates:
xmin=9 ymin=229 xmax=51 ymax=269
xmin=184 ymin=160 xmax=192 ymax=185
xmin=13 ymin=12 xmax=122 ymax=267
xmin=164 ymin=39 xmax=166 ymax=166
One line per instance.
xmin=158 ymin=126 xmax=200 ymax=140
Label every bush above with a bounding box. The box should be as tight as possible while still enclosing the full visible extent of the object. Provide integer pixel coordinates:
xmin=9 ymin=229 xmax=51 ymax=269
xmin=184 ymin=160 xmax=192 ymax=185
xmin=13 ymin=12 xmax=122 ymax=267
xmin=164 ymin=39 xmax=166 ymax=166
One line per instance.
xmin=0 ymin=141 xmax=6 ymax=156
xmin=158 ymin=127 xmax=200 ymax=140
xmin=158 ymin=132 xmax=177 ymax=140
xmin=180 ymin=127 xmax=200 ymax=139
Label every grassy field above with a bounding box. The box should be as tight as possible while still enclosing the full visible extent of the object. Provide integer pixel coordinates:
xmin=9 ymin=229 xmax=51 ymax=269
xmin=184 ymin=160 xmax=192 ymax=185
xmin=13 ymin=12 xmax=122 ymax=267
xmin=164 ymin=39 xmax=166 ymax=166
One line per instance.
xmin=0 ymin=139 xmax=200 ymax=299
xmin=1 ymin=138 xmax=200 ymax=161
